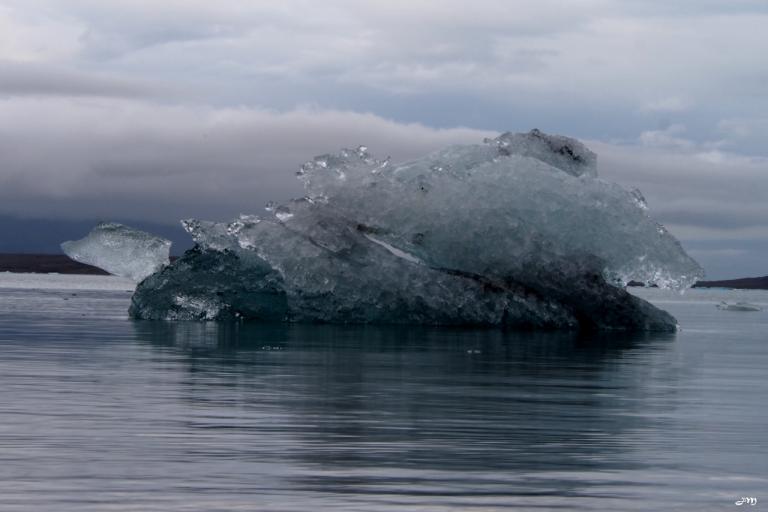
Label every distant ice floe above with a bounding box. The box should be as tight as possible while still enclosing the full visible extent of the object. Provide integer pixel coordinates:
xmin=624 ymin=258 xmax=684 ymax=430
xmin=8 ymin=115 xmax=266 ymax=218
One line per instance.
xmin=717 ymin=301 xmax=762 ymax=312
xmin=61 ymin=222 xmax=170 ymax=282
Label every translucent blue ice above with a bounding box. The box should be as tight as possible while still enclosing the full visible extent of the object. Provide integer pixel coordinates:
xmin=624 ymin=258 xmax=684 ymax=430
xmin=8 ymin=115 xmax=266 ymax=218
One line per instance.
xmin=127 ymin=130 xmax=703 ymax=329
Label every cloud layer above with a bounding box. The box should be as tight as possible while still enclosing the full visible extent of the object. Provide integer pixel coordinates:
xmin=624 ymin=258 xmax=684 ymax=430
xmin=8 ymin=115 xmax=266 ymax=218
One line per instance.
xmin=0 ymin=97 xmax=493 ymax=220
xmin=3 ymin=1 xmax=767 ymax=139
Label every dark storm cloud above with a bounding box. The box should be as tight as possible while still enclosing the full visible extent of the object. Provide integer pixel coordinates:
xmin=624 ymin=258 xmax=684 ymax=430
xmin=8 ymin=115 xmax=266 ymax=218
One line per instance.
xmin=0 ymin=97 xmax=494 ymax=223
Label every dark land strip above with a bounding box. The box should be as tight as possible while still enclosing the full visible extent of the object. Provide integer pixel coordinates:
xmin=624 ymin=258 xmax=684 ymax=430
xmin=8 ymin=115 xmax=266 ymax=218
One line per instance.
xmin=0 ymin=254 xmax=108 ymax=275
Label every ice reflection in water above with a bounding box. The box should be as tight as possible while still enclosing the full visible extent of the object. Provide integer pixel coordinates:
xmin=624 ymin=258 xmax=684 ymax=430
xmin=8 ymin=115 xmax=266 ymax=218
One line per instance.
xmin=132 ymin=322 xmax=678 ymax=505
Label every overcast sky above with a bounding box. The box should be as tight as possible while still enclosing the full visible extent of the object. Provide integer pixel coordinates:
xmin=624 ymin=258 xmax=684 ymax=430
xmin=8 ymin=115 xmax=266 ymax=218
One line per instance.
xmin=0 ymin=1 xmax=766 ymax=278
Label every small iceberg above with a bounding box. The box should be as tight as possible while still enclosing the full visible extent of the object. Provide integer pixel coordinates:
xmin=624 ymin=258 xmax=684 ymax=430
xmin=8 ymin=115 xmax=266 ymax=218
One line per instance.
xmin=716 ymin=301 xmax=763 ymax=312
xmin=61 ymin=222 xmax=171 ymax=282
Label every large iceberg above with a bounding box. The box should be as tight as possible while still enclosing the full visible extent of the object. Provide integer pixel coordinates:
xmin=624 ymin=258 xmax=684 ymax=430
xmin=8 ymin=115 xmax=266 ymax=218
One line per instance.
xmin=125 ymin=129 xmax=703 ymax=331
xmin=62 ymin=222 xmax=171 ymax=282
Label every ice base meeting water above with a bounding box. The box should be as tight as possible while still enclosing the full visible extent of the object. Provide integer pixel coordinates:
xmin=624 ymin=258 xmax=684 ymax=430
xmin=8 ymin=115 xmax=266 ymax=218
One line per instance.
xmin=0 ymin=274 xmax=765 ymax=511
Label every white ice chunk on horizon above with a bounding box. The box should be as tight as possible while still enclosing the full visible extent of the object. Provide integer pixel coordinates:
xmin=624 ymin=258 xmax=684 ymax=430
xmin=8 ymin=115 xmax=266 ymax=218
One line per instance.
xmin=716 ymin=301 xmax=762 ymax=312
xmin=126 ymin=129 xmax=705 ymax=330
xmin=61 ymin=223 xmax=171 ymax=282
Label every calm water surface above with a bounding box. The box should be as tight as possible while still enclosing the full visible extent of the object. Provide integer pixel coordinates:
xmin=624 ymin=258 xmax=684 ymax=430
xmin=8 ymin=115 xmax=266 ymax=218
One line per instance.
xmin=0 ymin=274 xmax=766 ymax=511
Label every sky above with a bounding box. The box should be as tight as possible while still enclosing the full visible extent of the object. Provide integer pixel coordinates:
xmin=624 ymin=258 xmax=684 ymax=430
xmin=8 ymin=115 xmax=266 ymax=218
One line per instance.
xmin=0 ymin=0 xmax=766 ymax=278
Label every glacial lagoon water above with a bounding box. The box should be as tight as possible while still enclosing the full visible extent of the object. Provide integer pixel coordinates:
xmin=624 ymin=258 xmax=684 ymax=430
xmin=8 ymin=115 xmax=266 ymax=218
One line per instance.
xmin=0 ymin=273 xmax=765 ymax=511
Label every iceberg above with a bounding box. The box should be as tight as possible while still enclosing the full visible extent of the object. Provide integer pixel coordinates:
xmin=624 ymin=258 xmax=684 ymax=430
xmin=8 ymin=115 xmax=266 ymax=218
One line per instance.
xmin=61 ymin=222 xmax=171 ymax=282
xmin=124 ymin=129 xmax=703 ymax=330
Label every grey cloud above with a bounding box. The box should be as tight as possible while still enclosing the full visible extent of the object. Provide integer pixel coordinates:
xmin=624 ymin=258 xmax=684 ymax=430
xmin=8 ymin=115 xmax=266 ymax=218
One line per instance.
xmin=685 ymin=239 xmax=768 ymax=279
xmin=75 ymin=12 xmax=253 ymax=60
xmin=592 ymin=141 xmax=768 ymax=238
xmin=0 ymin=97 xmax=493 ymax=223
xmin=654 ymin=208 xmax=768 ymax=231
xmin=0 ymin=61 xmax=169 ymax=98
xmin=1 ymin=2 xmax=601 ymax=82
xmin=71 ymin=4 xmax=768 ymax=143
xmin=717 ymin=117 xmax=768 ymax=155
xmin=4 ymin=0 xmax=767 ymax=145
xmin=614 ymin=0 xmax=768 ymax=16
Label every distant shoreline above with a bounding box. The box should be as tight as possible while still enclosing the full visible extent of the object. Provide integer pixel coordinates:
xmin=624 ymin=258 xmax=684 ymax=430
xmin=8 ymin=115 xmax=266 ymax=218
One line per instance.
xmin=691 ymin=276 xmax=768 ymax=290
xmin=627 ymin=277 xmax=768 ymax=290
xmin=0 ymin=253 xmax=109 ymax=275
xmin=1 ymin=253 xmax=766 ymax=290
